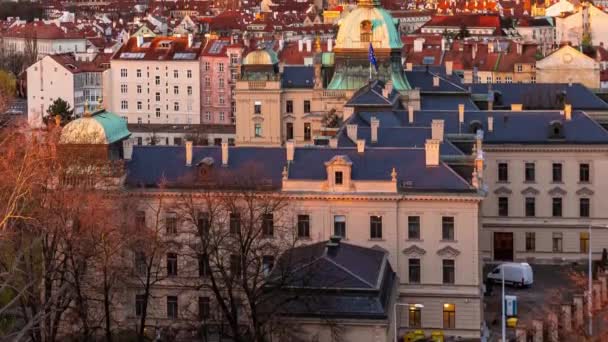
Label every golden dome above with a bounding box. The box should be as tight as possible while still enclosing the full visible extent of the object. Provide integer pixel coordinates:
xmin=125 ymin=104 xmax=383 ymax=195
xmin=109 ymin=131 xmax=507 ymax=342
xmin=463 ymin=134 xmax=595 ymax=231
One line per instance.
xmin=242 ymin=49 xmax=279 ymax=65
xmin=334 ymin=2 xmax=403 ymax=51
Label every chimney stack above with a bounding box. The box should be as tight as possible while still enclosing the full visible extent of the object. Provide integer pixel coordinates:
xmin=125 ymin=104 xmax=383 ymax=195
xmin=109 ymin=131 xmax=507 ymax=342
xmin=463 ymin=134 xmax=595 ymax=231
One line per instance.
xmin=327 ymin=39 xmax=333 ymax=52
xmin=306 ymin=39 xmax=312 ymax=52
xmin=433 ymin=75 xmax=440 ymax=87
xmin=564 ymin=104 xmax=572 ymax=120
xmin=221 ymin=142 xmax=229 ymax=166
xmin=405 ymin=62 xmax=413 ymax=71
xmin=298 ymin=39 xmax=303 ymax=52
xmin=185 ymin=141 xmax=193 ymax=166
xmin=346 ymin=124 xmax=358 ymax=142
xmin=286 ymin=140 xmax=295 ymax=162
xmin=382 ymin=80 xmax=393 ymax=98
xmin=511 ymin=104 xmax=523 ymax=111
xmin=445 ymin=60 xmax=453 ymax=76
xmin=123 ymin=138 xmax=134 ymax=160
xmin=357 ymin=139 xmax=365 ymax=153
xmin=431 ymin=120 xmax=444 ymax=142
xmin=516 ymin=41 xmax=523 ymax=55
xmin=329 ymin=138 xmax=338 ymax=148
xmin=458 ymin=104 xmax=465 ymax=124
xmin=408 ymin=105 xmax=415 ymax=124
xmin=371 ymin=117 xmax=379 ymax=143
xmin=187 ymin=33 xmax=193 ymax=48
xmin=425 ymin=139 xmax=440 ymax=167
xmin=488 ymin=116 xmax=494 ymax=132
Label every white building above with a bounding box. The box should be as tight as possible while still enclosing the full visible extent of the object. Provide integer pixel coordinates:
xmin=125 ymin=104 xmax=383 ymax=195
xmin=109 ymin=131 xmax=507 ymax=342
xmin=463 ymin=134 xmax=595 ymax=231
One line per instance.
xmin=2 ymin=21 xmax=89 ymax=58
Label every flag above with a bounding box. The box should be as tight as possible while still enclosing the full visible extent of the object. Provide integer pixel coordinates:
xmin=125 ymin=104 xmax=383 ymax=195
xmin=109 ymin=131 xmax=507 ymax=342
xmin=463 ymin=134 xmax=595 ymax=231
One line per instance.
xmin=368 ymin=43 xmax=378 ymax=71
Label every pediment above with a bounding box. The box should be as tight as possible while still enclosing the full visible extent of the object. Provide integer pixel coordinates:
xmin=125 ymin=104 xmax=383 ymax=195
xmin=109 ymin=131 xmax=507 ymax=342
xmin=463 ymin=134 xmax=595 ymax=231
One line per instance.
xmin=402 ymin=245 xmax=426 ymax=256
xmin=252 ymin=115 xmax=264 ymax=123
xmin=576 ymin=187 xmax=594 ymax=196
xmin=494 ymin=186 xmax=512 ymax=195
xmin=324 ymin=155 xmax=353 ymax=167
xmin=437 ymin=246 xmax=461 ymax=258
xmin=521 ymin=187 xmax=540 ymax=196
xmin=283 ymin=113 xmax=296 ymax=121
xmin=548 ymin=186 xmax=567 ymax=196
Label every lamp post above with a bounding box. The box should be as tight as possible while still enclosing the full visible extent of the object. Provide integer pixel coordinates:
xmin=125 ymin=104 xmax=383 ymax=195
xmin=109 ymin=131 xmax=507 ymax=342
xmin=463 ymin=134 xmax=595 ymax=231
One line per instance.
xmin=502 ymin=265 xmax=506 ymax=342
xmin=394 ymin=302 xmax=424 ymax=342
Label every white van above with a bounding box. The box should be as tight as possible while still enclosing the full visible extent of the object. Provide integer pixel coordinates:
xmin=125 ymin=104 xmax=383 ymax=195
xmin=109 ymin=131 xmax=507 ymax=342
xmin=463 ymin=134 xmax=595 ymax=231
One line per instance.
xmin=487 ymin=263 xmax=533 ymax=287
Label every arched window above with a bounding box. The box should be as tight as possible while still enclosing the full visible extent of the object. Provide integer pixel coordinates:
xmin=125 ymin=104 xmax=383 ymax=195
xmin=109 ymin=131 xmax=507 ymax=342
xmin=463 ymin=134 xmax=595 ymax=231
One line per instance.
xmin=548 ymin=121 xmax=564 ymax=139
xmin=360 ymin=20 xmax=372 ymax=42
xmin=469 ymin=120 xmax=483 ymax=134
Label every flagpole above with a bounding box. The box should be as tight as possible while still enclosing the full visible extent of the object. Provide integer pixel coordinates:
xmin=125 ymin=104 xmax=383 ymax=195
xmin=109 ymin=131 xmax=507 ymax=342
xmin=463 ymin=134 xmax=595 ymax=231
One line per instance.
xmin=369 ymin=61 xmax=372 ymax=81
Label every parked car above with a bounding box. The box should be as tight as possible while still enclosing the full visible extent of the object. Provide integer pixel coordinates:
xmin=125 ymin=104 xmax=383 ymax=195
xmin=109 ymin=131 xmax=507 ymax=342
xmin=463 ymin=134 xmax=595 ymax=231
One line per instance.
xmin=487 ymin=262 xmax=533 ymax=287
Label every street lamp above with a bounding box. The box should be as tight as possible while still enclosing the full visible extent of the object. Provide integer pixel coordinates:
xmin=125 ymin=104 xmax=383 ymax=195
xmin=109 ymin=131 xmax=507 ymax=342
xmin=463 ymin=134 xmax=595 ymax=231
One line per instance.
xmin=394 ymin=302 xmax=425 ymax=342
xmin=587 ymin=224 xmax=608 ymax=337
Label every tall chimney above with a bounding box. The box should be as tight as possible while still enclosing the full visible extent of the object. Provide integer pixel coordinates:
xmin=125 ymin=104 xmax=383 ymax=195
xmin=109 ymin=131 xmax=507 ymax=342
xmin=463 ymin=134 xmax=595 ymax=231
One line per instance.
xmin=488 ymin=116 xmax=494 ymax=132
xmin=185 ymin=141 xmax=193 ymax=166
xmin=433 ymin=75 xmax=440 ymax=87
xmin=329 ymin=137 xmax=338 ymax=148
xmin=327 ymin=39 xmax=333 ymax=52
xmin=357 ymin=139 xmax=365 ymax=153
xmin=431 ymin=120 xmax=444 ymax=142
xmin=371 ymin=117 xmax=379 ymax=143
xmin=564 ymin=104 xmax=572 ymax=121
xmin=123 ymin=138 xmax=134 ymax=160
xmin=298 ymin=39 xmax=303 ymax=52
xmin=187 ymin=33 xmax=193 ymax=48
xmin=286 ymin=140 xmax=295 ymax=162
xmin=445 ymin=60 xmax=453 ymax=76
xmin=306 ymin=39 xmax=312 ymax=52
xmin=346 ymin=124 xmax=358 ymax=142
xmin=221 ymin=142 xmax=229 ymax=166
xmin=408 ymin=105 xmax=415 ymax=124
xmin=511 ymin=104 xmax=523 ymax=111
xmin=425 ymin=139 xmax=440 ymax=166
xmin=458 ymin=104 xmax=465 ymax=124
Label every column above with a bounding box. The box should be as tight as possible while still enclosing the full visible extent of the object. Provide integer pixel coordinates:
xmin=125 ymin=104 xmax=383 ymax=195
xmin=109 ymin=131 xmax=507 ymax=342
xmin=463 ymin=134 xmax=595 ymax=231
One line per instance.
xmin=532 ymin=319 xmax=543 ymax=342
xmin=573 ymin=295 xmax=584 ymax=328
xmin=560 ymin=304 xmax=572 ymax=332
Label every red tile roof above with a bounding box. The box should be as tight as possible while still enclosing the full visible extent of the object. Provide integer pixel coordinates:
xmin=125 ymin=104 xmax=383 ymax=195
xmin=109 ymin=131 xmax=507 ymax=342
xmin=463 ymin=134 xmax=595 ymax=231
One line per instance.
xmin=113 ymin=36 xmax=203 ymax=61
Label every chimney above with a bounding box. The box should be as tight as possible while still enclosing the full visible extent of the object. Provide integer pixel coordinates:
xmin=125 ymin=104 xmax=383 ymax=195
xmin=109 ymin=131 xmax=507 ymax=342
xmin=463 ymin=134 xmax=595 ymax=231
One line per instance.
xmin=328 ymin=39 xmax=333 ymax=52
xmin=405 ymin=62 xmax=413 ymax=71
xmin=326 ymin=236 xmax=341 ymax=255
xmin=472 ymin=43 xmax=478 ymax=60
xmin=488 ymin=41 xmax=494 ymax=54
xmin=511 ymin=104 xmax=523 ymax=111
xmin=279 ymin=39 xmax=284 ymax=51
xmin=433 ymin=75 xmax=440 ymax=87
xmin=564 ymin=104 xmax=572 ymax=121
xmin=123 ymin=138 xmax=134 ymax=160
xmin=516 ymin=42 xmax=523 ymax=55
xmin=408 ymin=105 xmax=415 ymax=124
xmin=346 ymin=124 xmax=358 ymax=142
xmin=370 ymin=117 xmax=379 ymax=143
xmin=458 ymin=104 xmax=465 ymax=124
xmin=187 ymin=33 xmax=193 ymax=48
xmin=357 ymin=139 xmax=365 ymax=153
xmin=487 ymin=116 xmax=494 ymax=132
xmin=425 ymin=139 xmax=440 ymax=167
xmin=298 ymin=39 xmax=303 ymax=52
xmin=488 ymin=91 xmax=494 ymax=111
xmin=445 ymin=60 xmax=453 ymax=76
xmin=382 ymin=80 xmax=393 ymax=98
xmin=221 ymin=142 xmax=229 ymax=166
xmin=286 ymin=140 xmax=295 ymax=162
xmin=185 ymin=141 xmax=193 ymax=166
xmin=413 ymin=38 xmax=425 ymax=52
xmin=329 ymin=137 xmax=338 ymax=148
xmin=306 ymin=39 xmax=312 ymax=52
xmin=431 ymin=120 xmax=444 ymax=142
xmin=441 ymin=37 xmax=447 ymax=51
xmin=136 ymin=35 xmax=143 ymax=48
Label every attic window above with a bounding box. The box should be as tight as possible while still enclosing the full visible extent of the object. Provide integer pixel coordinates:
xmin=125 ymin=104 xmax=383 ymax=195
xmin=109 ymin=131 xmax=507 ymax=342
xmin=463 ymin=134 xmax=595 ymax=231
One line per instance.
xmin=360 ymin=20 xmax=372 ymax=43
xmin=548 ymin=121 xmax=564 ymax=139
xmin=66 ymin=64 xmax=77 ymax=70
xmin=469 ymin=120 xmax=483 ymax=134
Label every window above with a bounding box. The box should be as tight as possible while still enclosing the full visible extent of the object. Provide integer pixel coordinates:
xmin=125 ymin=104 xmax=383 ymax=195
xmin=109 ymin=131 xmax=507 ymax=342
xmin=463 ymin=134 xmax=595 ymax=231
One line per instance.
xmin=204 ymin=62 xmax=210 ymax=71
xmin=443 ymin=303 xmax=456 ymax=329
xmin=230 ymin=213 xmax=241 ymax=234
xmin=134 ymin=251 xmax=147 ymax=275
xmin=408 ymin=216 xmax=420 ymax=240
xmin=174 ymin=86 xmax=179 ymax=95
xmin=254 ymin=123 xmax=262 ymax=137
xmin=580 ymin=232 xmax=590 ymax=253
xmin=174 ymin=102 xmax=179 ymax=111
xmin=409 ymin=305 xmax=422 ymax=328
xmin=360 ymin=20 xmax=372 ymax=42
xmin=286 ymin=123 xmax=294 ymax=140
xmin=304 ymin=100 xmax=311 ymax=113
xmin=205 ymin=77 xmax=211 ymax=87
xmin=155 ymin=76 xmax=160 ymax=85
xmin=525 ymin=197 xmax=535 ymax=217
xmin=297 ymin=215 xmax=310 ymax=238
xmin=135 ymin=211 xmax=146 ymax=229
xmin=580 ymin=198 xmax=590 ymax=217
xmin=155 ymin=92 xmax=161 ymax=102
xmin=230 ymin=53 xmax=239 ymax=65
xmin=304 ymin=123 xmax=311 ymax=140
xmin=137 ymin=101 xmax=142 ymax=110
xmin=205 ymin=111 xmax=211 ymax=121
xmin=137 ymin=85 xmax=142 ymax=94
xmin=230 ymin=254 xmax=241 ymax=278
xmin=166 ymin=253 xmax=178 ymax=276
xmin=173 ymin=70 xmax=178 ymax=78
xmin=254 ymin=101 xmax=262 ymax=114
xmin=167 ymin=296 xmax=178 ymax=319
xmin=370 ymin=215 xmax=382 ymax=239
xmin=552 ymin=163 xmax=562 ymax=182
xmin=206 ymin=96 xmax=211 ymax=105
xmin=137 ymin=69 xmax=142 ymax=77
xmin=120 ymin=100 xmax=128 ymax=110
xmin=552 ymin=232 xmax=563 ymax=252
xmin=198 ymin=297 xmax=210 ymax=320
xmin=218 ymin=63 xmax=224 ymax=72
xmin=262 ymin=255 xmax=274 ymax=276
xmin=517 ymin=65 xmax=523 ymax=72
xmin=155 ymin=108 xmax=161 ymax=118
xmin=262 ymin=213 xmax=274 ymax=237
xmin=286 ymin=100 xmax=293 ymax=113
xmin=552 ymin=197 xmax=562 ymax=217
xmin=498 ymin=163 xmax=508 ymax=182
xmin=135 ymin=294 xmax=145 ymax=317
xmin=580 ymin=163 xmax=590 ymax=182
xmin=442 ymin=217 xmax=454 ymax=241
xmin=219 ymin=78 xmax=225 ymax=87
xmin=409 ymin=258 xmax=420 ymax=283
xmin=121 ymin=84 xmax=128 ymax=93
xmin=525 ymin=232 xmax=535 ymax=252
xmin=525 ymin=163 xmax=535 ymax=182
xmin=120 ymin=68 xmax=127 ymax=77
xmin=498 ymin=197 xmax=509 ymax=217
xmin=198 ymin=253 xmax=209 ymax=277
xmin=442 ymin=260 xmax=455 ymax=284
xmin=166 ymin=212 xmax=177 ymax=234
xmin=334 ymin=215 xmax=346 ymax=237
xmin=335 ymin=171 xmax=343 ymax=185
xmin=187 ymin=70 xmax=192 ymax=78
xmin=187 ymin=86 xmax=192 ymax=96
xmin=219 ymin=95 xmax=225 ymax=105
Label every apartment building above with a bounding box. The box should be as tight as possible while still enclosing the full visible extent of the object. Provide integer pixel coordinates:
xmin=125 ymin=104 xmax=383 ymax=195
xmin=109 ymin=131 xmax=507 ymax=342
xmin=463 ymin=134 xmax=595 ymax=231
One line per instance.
xmin=2 ymin=21 xmax=89 ymax=58
xmin=27 ymin=52 xmax=110 ymax=127
xmin=106 ymin=36 xmax=202 ymax=126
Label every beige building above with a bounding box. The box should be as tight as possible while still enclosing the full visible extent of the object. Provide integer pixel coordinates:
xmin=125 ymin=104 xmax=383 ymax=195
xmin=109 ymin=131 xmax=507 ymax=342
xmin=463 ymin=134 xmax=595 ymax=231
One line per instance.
xmin=105 ymin=36 xmax=202 ymax=126
xmin=536 ymin=45 xmax=600 ymax=89
xmin=555 ymin=3 xmax=608 ymax=47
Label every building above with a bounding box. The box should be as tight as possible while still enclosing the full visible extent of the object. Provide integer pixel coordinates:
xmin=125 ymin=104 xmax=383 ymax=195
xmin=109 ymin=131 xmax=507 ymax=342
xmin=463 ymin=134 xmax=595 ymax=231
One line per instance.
xmin=536 ymin=44 xmax=600 ymax=89
xmin=27 ymin=52 xmax=111 ymax=127
xmin=555 ymin=3 xmax=608 ymax=47
xmin=106 ymin=36 xmax=203 ymax=126
xmin=419 ymin=15 xmax=502 ymax=37
xmin=514 ymin=17 xmax=554 ymax=54
xmin=2 ymin=21 xmax=89 ymax=58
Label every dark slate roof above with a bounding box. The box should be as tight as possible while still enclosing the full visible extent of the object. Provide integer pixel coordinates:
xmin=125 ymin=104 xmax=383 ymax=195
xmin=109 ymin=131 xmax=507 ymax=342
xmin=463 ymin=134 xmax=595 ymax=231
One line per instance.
xmin=400 ymin=110 xmax=608 ymax=144
xmin=469 ymin=83 xmax=608 ymax=110
xmin=405 ymin=70 xmax=468 ymax=93
xmin=281 ymin=66 xmax=314 ymax=88
xmin=345 ymin=80 xmax=399 ymax=107
xmin=421 ymin=94 xmax=480 ymax=111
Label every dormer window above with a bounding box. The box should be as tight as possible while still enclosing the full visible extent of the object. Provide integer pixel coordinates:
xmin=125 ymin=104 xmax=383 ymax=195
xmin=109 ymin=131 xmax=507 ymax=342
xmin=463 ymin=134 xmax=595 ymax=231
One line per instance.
xmin=469 ymin=120 xmax=483 ymax=134
xmin=548 ymin=121 xmax=564 ymax=139
xmin=360 ymin=20 xmax=372 ymax=43
xmin=335 ymin=171 xmax=343 ymax=185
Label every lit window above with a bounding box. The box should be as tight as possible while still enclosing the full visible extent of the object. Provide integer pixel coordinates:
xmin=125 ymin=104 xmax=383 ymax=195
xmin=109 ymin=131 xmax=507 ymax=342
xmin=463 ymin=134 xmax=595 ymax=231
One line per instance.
xmin=443 ymin=303 xmax=455 ymax=328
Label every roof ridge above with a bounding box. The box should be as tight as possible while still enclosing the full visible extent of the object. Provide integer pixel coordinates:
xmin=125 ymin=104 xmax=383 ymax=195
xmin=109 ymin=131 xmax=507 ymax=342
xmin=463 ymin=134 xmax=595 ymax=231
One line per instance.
xmin=322 ymin=252 xmax=375 ymax=288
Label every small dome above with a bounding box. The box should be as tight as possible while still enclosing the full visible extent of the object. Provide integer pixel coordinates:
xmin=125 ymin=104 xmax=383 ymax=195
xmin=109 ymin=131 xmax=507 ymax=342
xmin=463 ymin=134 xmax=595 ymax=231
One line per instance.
xmin=60 ymin=110 xmax=130 ymax=145
xmin=334 ymin=3 xmax=402 ymax=51
xmin=242 ymin=49 xmax=279 ymax=65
